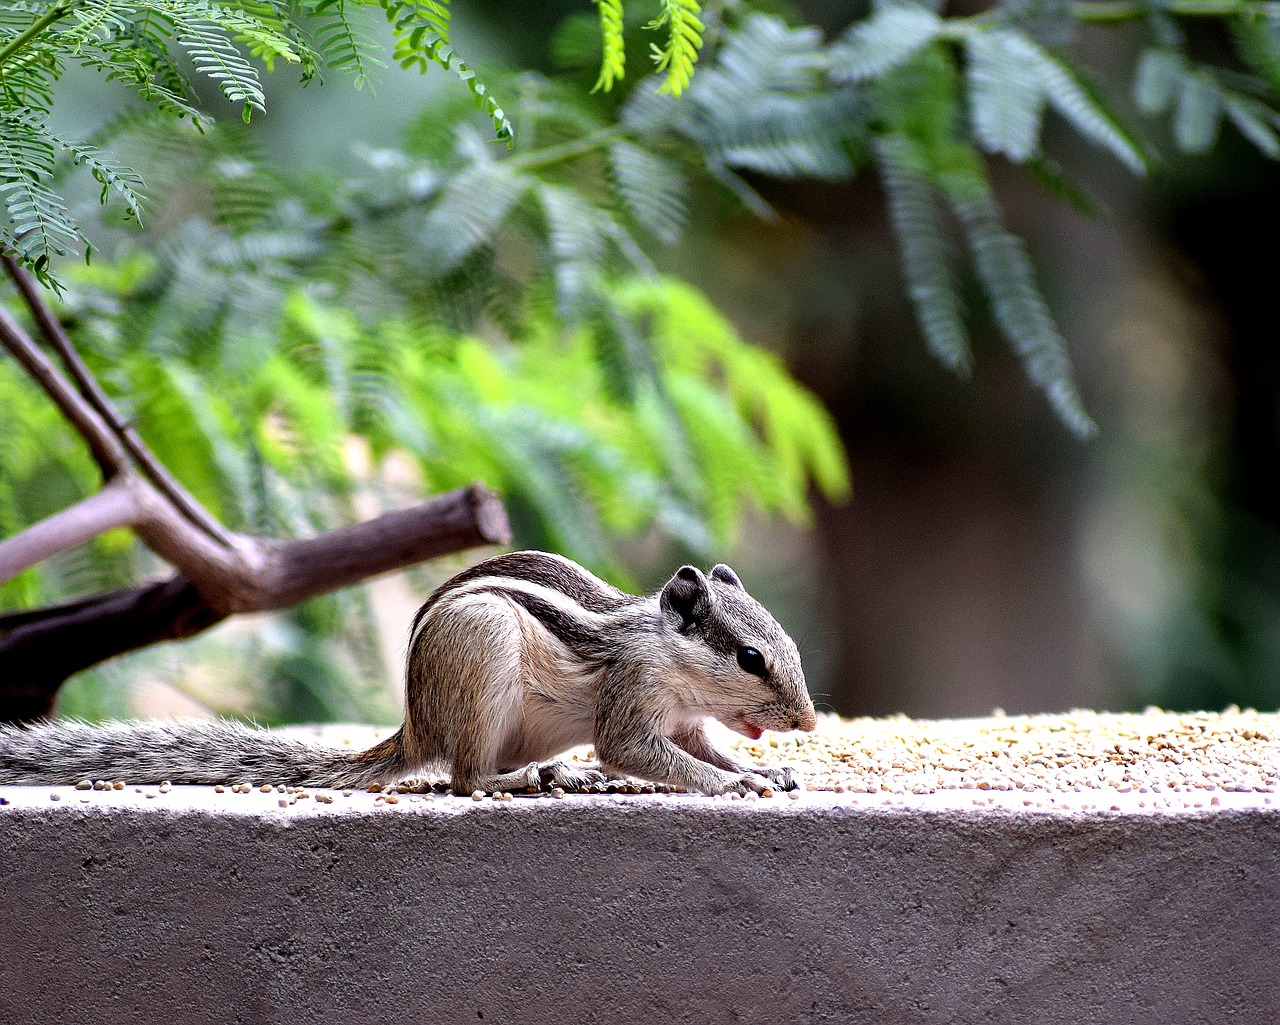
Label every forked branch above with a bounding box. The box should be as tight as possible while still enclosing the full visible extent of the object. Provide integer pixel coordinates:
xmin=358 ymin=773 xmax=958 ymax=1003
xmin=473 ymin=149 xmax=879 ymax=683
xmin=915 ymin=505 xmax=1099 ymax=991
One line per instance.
xmin=2 ymin=255 xmax=235 ymax=547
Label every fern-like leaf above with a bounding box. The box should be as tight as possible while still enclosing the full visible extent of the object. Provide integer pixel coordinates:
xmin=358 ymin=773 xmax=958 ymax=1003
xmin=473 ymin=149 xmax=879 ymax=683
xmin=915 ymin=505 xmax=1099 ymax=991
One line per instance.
xmin=966 ymin=30 xmax=1048 ymax=162
xmin=381 ymin=0 xmax=513 ymax=145
xmin=308 ymin=0 xmax=384 ymax=89
xmin=0 ymin=111 xmax=83 ymax=278
xmin=62 ymin=0 xmax=133 ymax=50
xmin=684 ymin=16 xmax=860 ymax=181
xmin=592 ymin=0 xmax=625 ymax=93
xmin=1025 ymin=42 xmax=1147 ymax=173
xmin=539 ymin=184 xmax=605 ymax=322
xmin=609 ymin=141 xmax=687 ymax=245
xmin=1175 ymin=73 xmax=1221 ymax=153
xmin=418 ymin=162 xmax=528 ymax=274
xmin=1223 ymin=93 xmax=1280 ymax=158
xmin=57 ymin=134 xmax=145 ymax=224
xmin=874 ymin=133 xmax=970 ymax=374
xmin=939 ymin=157 xmax=1095 ymax=437
xmin=155 ymin=3 xmax=267 ymax=122
xmin=647 ymin=0 xmax=703 ymax=97
xmin=829 ymin=6 xmax=942 ymax=84
xmin=1134 ymin=47 xmax=1183 ymax=114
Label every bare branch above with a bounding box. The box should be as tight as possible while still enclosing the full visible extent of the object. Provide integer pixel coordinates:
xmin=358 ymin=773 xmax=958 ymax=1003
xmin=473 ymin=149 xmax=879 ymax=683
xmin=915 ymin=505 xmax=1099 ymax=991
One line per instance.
xmin=260 ymin=483 xmax=512 ymax=608
xmin=0 ymin=476 xmax=143 ymax=584
xmin=1 ymin=256 xmax=235 ymax=548
xmin=0 ymin=577 xmax=224 ymax=723
xmin=0 ymin=297 xmax=261 ymax=597
xmin=0 ymin=303 xmax=125 ymax=477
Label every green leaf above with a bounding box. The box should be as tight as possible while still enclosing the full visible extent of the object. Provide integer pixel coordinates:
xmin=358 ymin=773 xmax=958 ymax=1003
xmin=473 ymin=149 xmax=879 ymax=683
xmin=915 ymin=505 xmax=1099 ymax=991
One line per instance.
xmin=609 ymin=141 xmax=688 ymax=245
xmin=874 ymin=133 xmax=971 ymax=374
xmin=0 ymin=110 xmax=82 ymax=278
xmin=539 ymin=184 xmax=605 ymax=322
xmin=1025 ymin=154 xmax=1103 ymax=218
xmin=58 ymin=134 xmax=145 ymax=224
xmin=418 ymin=162 xmax=528 ymax=275
xmin=1035 ymin=47 xmax=1147 ymax=173
xmin=1223 ymin=93 xmax=1280 ymax=159
xmin=1134 ymin=48 xmax=1184 ymax=115
xmin=829 ymin=7 xmax=943 ymax=84
xmin=939 ymin=156 xmax=1095 ymax=437
xmin=1231 ymin=9 xmax=1280 ymax=96
xmin=965 ymin=29 xmax=1049 ymax=162
xmin=381 ymin=0 xmax=513 ymax=145
xmin=309 ymin=0 xmax=385 ymax=90
xmin=648 ymin=0 xmax=703 ymax=97
xmin=998 ymin=0 xmax=1076 ymax=47
xmin=1175 ymin=73 xmax=1221 ymax=153
xmin=592 ymin=0 xmax=625 ymax=93
xmin=159 ymin=4 xmax=267 ymax=121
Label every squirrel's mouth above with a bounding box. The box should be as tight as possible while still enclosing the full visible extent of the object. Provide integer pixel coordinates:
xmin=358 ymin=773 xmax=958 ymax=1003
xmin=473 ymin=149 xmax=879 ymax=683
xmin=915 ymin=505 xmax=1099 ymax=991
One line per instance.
xmin=733 ymin=717 xmax=766 ymax=741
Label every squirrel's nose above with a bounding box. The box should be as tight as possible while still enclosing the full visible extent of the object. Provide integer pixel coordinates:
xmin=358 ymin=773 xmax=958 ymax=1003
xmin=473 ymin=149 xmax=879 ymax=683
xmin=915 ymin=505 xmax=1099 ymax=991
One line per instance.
xmin=794 ymin=708 xmax=817 ymax=732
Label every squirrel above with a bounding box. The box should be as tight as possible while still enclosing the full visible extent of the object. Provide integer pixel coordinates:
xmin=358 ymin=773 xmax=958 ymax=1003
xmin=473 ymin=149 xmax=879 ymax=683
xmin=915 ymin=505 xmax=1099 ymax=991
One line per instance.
xmin=0 ymin=551 xmax=816 ymax=795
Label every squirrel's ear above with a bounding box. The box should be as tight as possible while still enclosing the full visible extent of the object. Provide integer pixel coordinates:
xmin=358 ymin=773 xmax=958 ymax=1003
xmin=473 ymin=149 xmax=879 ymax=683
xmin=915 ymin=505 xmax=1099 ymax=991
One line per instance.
xmin=710 ymin=564 xmax=743 ymax=590
xmin=660 ymin=565 xmax=713 ymax=631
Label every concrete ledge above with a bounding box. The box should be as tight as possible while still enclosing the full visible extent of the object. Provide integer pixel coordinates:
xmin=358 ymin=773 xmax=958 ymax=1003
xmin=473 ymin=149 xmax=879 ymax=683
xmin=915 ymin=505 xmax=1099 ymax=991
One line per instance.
xmin=3 ymin=712 xmax=1278 ymax=1023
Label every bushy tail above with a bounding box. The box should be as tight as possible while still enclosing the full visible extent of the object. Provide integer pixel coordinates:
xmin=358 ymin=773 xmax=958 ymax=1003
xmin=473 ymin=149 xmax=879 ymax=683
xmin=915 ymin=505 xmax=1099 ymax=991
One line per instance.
xmin=0 ymin=719 xmax=409 ymax=788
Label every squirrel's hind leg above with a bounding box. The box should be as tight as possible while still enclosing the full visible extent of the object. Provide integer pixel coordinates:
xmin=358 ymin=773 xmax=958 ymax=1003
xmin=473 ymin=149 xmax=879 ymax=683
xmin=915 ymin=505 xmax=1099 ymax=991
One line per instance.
xmin=536 ymin=759 xmax=606 ymax=790
xmin=452 ymin=761 xmax=542 ymax=794
xmin=418 ymin=593 xmax=540 ymax=795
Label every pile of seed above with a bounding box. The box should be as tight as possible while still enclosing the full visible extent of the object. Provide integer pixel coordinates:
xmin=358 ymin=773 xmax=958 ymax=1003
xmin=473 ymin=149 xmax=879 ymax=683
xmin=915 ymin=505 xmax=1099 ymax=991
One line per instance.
xmin=275 ymin=710 xmax=1280 ymax=800
xmin=718 ymin=708 xmax=1278 ymax=796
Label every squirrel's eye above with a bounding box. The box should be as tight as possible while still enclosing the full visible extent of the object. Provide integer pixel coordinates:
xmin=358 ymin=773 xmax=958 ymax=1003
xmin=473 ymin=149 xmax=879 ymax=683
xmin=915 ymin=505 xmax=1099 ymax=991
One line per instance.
xmin=737 ymin=646 xmax=767 ymax=678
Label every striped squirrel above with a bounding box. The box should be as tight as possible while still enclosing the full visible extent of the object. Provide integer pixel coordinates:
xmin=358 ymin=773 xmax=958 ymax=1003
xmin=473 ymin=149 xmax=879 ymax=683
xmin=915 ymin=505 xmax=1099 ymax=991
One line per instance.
xmin=0 ymin=551 xmax=816 ymax=795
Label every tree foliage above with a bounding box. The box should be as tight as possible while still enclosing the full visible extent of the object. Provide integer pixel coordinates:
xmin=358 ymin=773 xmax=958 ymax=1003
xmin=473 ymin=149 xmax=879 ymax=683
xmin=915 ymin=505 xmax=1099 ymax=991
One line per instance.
xmin=7 ymin=0 xmax=1280 ymax=432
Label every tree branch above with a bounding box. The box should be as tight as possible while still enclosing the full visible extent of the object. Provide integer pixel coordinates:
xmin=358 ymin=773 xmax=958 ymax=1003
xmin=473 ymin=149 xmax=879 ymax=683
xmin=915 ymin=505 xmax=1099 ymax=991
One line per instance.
xmin=2 ymin=256 xmax=236 ymax=548
xmin=0 ymin=292 xmax=261 ymax=598
xmin=259 ymin=482 xmax=512 ymax=608
xmin=0 ymin=483 xmax=512 ymax=722
xmin=0 ymin=303 xmax=125 ymax=477
xmin=0 ymin=476 xmax=142 ymax=585
xmin=0 ymin=577 xmax=223 ymax=723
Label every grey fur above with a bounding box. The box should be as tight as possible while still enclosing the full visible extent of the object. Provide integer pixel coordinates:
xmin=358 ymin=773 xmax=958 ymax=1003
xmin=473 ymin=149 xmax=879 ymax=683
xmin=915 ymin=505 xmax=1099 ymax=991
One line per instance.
xmin=0 ymin=551 xmax=816 ymax=794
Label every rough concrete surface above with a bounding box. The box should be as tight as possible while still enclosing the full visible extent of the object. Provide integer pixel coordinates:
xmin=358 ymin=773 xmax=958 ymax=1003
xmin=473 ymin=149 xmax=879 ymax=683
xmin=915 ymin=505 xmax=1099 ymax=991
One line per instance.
xmin=2 ymin=713 xmax=1278 ymax=1025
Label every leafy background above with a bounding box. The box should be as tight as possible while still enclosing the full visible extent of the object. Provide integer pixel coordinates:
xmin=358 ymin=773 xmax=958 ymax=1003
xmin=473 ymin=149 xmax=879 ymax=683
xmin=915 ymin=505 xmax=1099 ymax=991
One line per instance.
xmin=3 ymin=0 xmax=1279 ymax=722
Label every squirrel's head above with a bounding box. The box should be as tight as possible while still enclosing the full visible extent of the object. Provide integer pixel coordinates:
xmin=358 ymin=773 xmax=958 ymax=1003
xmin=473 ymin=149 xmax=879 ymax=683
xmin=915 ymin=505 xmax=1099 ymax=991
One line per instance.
xmin=658 ymin=563 xmax=816 ymax=738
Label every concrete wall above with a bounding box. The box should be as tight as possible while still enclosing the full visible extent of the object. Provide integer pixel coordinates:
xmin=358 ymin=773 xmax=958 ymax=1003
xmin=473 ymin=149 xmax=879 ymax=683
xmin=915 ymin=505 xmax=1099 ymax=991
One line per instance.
xmin=2 ymin=787 xmax=1277 ymax=1024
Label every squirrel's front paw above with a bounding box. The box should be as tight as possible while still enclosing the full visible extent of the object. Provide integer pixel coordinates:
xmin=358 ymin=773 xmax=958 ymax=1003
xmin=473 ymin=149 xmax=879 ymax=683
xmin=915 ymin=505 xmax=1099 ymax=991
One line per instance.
xmin=723 ymin=772 xmax=777 ymax=796
xmin=754 ymin=764 xmax=802 ymax=792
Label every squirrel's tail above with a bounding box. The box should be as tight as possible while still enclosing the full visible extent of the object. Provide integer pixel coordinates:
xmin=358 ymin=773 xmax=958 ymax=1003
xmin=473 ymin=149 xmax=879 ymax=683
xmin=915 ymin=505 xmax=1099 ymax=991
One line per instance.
xmin=0 ymin=719 xmax=410 ymax=788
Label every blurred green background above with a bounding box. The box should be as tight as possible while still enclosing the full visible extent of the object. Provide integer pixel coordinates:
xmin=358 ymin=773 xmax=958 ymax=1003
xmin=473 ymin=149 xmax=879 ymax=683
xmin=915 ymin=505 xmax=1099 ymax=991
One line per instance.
xmin=3 ymin=0 xmax=1278 ymax=724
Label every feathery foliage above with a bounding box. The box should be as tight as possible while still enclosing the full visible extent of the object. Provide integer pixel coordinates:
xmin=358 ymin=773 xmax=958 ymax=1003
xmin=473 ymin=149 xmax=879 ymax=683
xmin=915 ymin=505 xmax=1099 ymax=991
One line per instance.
xmin=592 ymin=0 xmax=624 ymax=93
xmin=647 ymin=0 xmax=703 ymax=97
xmin=874 ymin=133 xmax=970 ymax=374
xmin=0 ymin=0 xmax=519 ymax=285
xmin=1 ymin=98 xmax=849 ymax=617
